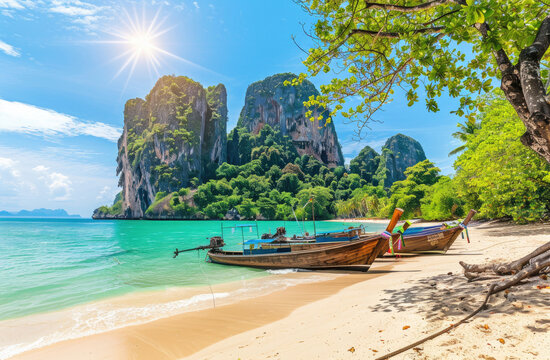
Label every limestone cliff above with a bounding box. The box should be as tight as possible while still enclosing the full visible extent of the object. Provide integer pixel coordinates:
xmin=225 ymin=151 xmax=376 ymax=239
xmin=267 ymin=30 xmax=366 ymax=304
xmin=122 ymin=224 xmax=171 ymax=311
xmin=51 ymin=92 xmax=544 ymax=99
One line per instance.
xmin=111 ymin=76 xmax=227 ymax=219
xmin=349 ymin=134 xmax=426 ymax=188
xmin=229 ymin=73 xmax=344 ymax=167
xmin=379 ymin=134 xmax=427 ymax=187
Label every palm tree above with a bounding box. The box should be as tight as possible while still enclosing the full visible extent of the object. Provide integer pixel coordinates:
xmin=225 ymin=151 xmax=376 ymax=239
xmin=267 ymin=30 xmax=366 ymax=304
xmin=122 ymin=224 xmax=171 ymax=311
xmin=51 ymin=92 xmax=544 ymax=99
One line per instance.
xmin=448 ymin=119 xmax=481 ymax=156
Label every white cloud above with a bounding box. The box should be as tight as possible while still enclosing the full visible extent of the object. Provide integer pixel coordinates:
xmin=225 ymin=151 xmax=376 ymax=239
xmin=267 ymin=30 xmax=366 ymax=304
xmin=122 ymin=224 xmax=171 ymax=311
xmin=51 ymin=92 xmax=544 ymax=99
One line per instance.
xmin=0 ymin=0 xmax=25 ymax=10
xmin=0 ymin=39 xmax=20 ymax=57
xmin=32 ymin=165 xmax=49 ymax=172
xmin=0 ymin=145 xmax=119 ymax=216
xmin=0 ymin=99 xmax=122 ymax=142
xmin=0 ymin=156 xmax=20 ymax=177
xmin=0 ymin=157 xmax=16 ymax=169
xmin=48 ymin=0 xmax=107 ymax=30
xmin=32 ymin=164 xmax=72 ymax=200
xmin=47 ymin=172 xmax=72 ymax=200
xmin=49 ymin=0 xmax=101 ymax=16
xmin=96 ymin=185 xmax=112 ymax=200
xmin=192 ymin=1 xmax=199 ymax=9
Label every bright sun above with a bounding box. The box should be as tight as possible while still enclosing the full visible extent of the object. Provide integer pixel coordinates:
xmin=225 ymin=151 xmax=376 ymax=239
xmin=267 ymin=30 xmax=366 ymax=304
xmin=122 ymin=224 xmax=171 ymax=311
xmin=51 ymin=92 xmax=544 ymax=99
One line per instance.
xmin=97 ymin=8 xmax=180 ymax=84
xmin=130 ymin=34 xmax=154 ymax=54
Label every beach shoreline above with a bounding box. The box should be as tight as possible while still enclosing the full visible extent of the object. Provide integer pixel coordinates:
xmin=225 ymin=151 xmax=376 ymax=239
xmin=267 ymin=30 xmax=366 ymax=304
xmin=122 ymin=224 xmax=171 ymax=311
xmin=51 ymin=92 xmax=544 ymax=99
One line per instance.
xmin=9 ymin=221 xmax=550 ymax=359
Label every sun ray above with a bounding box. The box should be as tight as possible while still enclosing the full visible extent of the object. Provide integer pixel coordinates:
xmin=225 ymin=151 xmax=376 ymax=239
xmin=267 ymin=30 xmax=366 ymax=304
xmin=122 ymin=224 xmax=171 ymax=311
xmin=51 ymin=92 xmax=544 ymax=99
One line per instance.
xmin=89 ymin=6 xmax=230 ymax=84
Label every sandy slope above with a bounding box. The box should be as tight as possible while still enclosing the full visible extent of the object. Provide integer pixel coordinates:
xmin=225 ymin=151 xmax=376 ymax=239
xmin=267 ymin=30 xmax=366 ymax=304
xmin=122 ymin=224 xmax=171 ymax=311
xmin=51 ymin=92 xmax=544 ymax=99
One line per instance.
xmin=13 ymin=221 xmax=550 ymax=360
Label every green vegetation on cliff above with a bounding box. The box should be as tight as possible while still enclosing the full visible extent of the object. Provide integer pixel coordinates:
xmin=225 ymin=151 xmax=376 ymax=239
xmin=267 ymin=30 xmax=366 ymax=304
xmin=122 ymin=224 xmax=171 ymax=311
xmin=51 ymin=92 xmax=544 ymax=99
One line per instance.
xmin=336 ymin=95 xmax=550 ymax=223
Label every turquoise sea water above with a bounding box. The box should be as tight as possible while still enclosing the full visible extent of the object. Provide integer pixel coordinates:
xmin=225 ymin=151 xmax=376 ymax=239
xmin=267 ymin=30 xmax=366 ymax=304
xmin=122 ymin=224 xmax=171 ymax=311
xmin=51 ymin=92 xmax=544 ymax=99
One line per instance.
xmin=0 ymin=218 xmax=385 ymax=321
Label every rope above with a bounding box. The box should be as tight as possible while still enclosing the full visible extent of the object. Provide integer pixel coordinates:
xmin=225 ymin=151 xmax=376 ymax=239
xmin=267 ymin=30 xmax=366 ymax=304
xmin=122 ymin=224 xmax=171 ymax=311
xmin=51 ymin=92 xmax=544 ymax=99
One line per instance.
xmin=292 ymin=206 xmax=304 ymax=236
xmin=197 ymin=250 xmax=216 ymax=309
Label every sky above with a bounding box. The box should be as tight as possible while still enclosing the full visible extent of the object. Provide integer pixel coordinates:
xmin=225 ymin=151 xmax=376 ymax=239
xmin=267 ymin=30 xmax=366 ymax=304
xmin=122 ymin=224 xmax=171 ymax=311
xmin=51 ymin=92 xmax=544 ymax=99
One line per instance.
xmin=0 ymin=0 xmax=463 ymax=217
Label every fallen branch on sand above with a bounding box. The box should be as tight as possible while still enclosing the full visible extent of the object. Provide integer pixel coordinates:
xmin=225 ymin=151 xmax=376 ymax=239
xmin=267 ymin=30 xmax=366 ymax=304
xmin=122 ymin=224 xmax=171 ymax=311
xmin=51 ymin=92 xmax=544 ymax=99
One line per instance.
xmin=460 ymin=241 xmax=550 ymax=279
xmin=376 ymin=243 xmax=550 ymax=360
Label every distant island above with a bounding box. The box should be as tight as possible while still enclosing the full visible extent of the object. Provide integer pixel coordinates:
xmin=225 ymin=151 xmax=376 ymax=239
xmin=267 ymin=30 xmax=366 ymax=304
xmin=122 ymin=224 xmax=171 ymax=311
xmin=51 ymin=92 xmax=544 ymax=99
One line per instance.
xmin=0 ymin=208 xmax=81 ymax=218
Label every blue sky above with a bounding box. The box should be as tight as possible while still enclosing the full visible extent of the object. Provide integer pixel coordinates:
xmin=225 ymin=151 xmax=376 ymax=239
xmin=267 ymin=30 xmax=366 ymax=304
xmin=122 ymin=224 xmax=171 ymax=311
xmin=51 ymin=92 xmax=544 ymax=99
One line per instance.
xmin=0 ymin=0 xmax=462 ymax=216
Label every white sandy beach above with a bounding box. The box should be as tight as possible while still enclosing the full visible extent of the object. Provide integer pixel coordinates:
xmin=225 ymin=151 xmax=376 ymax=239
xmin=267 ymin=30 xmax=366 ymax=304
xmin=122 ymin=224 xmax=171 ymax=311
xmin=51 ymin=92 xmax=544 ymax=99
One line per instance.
xmin=11 ymin=220 xmax=550 ymax=360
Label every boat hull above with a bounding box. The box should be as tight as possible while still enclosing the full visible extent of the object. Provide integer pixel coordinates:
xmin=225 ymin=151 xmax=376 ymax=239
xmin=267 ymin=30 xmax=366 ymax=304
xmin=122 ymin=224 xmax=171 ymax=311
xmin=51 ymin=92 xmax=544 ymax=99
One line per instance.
xmin=207 ymin=234 xmax=389 ymax=270
xmin=382 ymin=226 xmax=464 ymax=255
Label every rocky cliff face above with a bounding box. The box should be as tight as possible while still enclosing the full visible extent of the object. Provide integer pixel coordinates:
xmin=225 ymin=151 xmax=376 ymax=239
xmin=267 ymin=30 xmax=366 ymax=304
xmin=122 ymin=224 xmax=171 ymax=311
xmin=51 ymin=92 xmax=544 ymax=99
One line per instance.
xmin=115 ymin=76 xmax=227 ymax=218
xmin=349 ymin=134 xmax=426 ymax=188
xmin=381 ymin=134 xmax=427 ymax=187
xmin=231 ymin=73 xmax=344 ymax=167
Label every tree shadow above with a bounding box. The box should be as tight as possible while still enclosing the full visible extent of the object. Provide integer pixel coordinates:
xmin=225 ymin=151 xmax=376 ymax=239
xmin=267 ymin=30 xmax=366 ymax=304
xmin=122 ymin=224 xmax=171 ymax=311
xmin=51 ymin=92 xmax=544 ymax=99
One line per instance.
xmin=369 ymin=271 xmax=550 ymax=329
xmin=526 ymin=318 xmax=550 ymax=333
xmin=474 ymin=221 xmax=550 ymax=237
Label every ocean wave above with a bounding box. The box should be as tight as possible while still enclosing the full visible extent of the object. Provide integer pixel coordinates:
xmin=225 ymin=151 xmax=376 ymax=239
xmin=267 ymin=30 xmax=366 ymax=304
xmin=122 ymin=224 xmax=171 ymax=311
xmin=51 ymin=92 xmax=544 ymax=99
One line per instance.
xmin=0 ymin=292 xmax=229 ymax=360
xmin=0 ymin=272 xmax=335 ymax=359
xmin=266 ymin=268 xmax=299 ymax=275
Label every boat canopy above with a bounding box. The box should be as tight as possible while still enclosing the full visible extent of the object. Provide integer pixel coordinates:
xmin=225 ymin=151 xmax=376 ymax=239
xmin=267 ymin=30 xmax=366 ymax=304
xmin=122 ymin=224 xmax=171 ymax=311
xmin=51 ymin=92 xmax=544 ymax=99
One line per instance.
xmin=243 ymin=238 xmax=276 ymax=245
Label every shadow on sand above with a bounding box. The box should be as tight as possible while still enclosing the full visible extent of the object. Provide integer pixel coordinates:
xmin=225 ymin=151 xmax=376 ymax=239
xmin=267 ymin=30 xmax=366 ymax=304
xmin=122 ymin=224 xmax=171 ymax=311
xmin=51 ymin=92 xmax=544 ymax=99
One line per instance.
xmin=369 ymin=271 xmax=550 ymax=329
xmin=475 ymin=222 xmax=550 ymax=237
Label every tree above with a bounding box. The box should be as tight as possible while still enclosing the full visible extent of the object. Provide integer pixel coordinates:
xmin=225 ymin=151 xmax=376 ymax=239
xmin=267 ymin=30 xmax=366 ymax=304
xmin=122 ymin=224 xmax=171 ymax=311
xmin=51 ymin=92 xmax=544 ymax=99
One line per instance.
xmin=257 ymin=197 xmax=278 ymax=219
xmin=216 ymin=162 xmax=240 ymax=180
xmin=237 ymin=198 xmax=258 ymax=219
xmin=296 ymin=186 xmax=334 ymax=219
xmin=386 ymin=160 xmax=441 ymax=218
xmin=448 ymin=119 xmax=481 ymax=156
xmin=277 ymin=173 xmax=302 ymax=193
xmin=295 ymin=0 xmax=550 ymax=162
xmin=349 ymin=146 xmax=380 ymax=183
xmin=454 ymin=94 xmax=550 ymax=222
xmin=420 ymin=176 xmax=465 ymax=220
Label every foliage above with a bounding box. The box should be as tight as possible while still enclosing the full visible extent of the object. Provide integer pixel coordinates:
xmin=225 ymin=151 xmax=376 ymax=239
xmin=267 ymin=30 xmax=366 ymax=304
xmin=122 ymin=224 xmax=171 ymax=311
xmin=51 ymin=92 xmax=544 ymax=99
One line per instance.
xmin=349 ymin=146 xmax=380 ymax=184
xmin=386 ymin=160 xmax=441 ymax=218
xmin=448 ymin=119 xmax=481 ymax=156
xmin=293 ymin=0 xmax=549 ymax=135
xmin=453 ymin=95 xmax=550 ymax=223
xmin=421 ymin=177 xmax=465 ymax=220
xmin=295 ymin=186 xmax=334 ymax=220
xmin=96 ymin=198 xmax=123 ymax=216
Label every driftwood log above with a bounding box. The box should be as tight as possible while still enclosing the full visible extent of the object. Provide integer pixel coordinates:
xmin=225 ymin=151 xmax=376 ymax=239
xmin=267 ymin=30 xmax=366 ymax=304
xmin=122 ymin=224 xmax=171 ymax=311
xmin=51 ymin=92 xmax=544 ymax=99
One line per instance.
xmin=376 ymin=242 xmax=550 ymax=360
xmin=460 ymin=241 xmax=550 ymax=279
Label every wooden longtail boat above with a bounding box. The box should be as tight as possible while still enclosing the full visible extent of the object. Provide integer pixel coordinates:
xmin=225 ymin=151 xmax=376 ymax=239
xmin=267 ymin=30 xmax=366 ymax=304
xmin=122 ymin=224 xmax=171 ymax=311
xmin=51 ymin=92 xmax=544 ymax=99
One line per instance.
xmin=252 ymin=226 xmax=364 ymax=250
xmin=382 ymin=209 xmax=477 ymax=255
xmin=258 ymin=222 xmax=409 ymax=252
xmin=181 ymin=208 xmax=404 ymax=271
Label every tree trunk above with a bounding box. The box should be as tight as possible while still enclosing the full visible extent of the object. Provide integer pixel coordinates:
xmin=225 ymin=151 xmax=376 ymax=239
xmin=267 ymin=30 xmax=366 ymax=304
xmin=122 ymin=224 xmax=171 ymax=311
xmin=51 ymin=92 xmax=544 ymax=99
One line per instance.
xmin=499 ymin=16 xmax=550 ymax=163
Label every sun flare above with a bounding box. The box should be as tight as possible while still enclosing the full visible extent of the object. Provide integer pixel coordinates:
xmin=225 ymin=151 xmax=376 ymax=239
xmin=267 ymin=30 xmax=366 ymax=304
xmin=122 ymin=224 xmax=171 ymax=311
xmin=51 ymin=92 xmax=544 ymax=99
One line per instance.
xmin=96 ymin=7 xmax=181 ymax=84
xmin=129 ymin=33 xmax=154 ymax=54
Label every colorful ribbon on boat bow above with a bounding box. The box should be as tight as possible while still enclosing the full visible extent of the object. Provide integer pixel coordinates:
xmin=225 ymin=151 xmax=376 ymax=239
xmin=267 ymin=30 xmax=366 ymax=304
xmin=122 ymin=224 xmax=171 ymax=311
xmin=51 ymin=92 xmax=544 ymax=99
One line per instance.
xmin=381 ymin=230 xmax=394 ymax=255
xmin=395 ymin=220 xmax=411 ymax=249
xmin=459 ymin=222 xmax=470 ymax=243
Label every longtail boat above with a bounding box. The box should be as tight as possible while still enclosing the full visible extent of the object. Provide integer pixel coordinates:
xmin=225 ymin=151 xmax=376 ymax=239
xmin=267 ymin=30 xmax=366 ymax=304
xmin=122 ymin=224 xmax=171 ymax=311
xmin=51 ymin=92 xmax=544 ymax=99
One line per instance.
xmin=382 ymin=209 xmax=477 ymax=255
xmin=173 ymin=208 xmax=404 ymax=271
xmin=253 ymin=226 xmax=364 ymax=249
xmin=251 ymin=210 xmax=475 ymax=255
xmin=256 ymin=222 xmax=409 ymax=252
